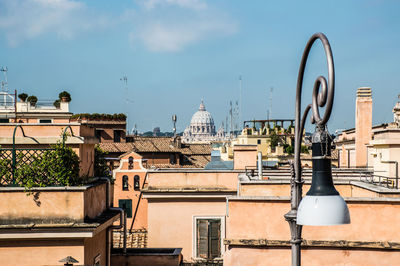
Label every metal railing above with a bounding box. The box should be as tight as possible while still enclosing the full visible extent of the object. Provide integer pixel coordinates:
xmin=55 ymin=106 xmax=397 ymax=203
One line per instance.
xmin=360 ymin=174 xmax=399 ymax=189
xmin=0 ymin=125 xmax=74 ymax=186
xmin=245 ymin=166 xmax=374 ymax=180
xmin=0 ymin=148 xmax=54 ymax=186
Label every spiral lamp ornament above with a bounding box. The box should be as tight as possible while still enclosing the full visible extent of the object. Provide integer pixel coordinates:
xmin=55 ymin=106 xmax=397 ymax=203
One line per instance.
xmin=285 ymin=32 xmax=336 ymax=266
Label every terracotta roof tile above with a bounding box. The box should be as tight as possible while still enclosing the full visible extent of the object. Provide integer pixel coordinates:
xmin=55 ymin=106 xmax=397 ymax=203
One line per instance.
xmin=99 ymin=137 xmax=211 ymax=155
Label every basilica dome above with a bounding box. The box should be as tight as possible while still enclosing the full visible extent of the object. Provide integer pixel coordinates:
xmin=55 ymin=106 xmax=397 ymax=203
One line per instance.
xmin=183 ymin=100 xmax=224 ymax=143
xmin=190 ymin=101 xmax=215 ymax=126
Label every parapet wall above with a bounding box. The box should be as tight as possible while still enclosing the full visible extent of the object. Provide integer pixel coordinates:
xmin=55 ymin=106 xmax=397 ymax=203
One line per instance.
xmin=0 ymin=181 xmax=108 ymax=224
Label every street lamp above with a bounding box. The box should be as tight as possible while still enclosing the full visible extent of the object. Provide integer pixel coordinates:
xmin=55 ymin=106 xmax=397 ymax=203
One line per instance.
xmin=284 ymin=32 xmax=350 ymax=266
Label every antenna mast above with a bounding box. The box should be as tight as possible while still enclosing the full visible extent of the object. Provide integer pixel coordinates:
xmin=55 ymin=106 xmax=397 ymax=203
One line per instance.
xmin=268 ymin=86 xmax=273 ymax=120
xmin=1 ymin=67 xmax=8 ymax=92
xmin=239 ymin=75 xmax=242 ymax=129
xmin=120 ymin=76 xmax=128 ymax=132
xmin=172 ymin=114 xmax=177 ymax=137
xmin=230 ymin=101 xmax=233 ymax=139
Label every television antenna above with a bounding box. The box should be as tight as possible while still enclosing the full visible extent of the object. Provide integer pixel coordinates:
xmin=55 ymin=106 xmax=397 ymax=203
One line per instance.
xmin=1 ymin=67 xmax=8 ymax=92
xmin=267 ymin=86 xmax=273 ymax=120
xmin=120 ymin=76 xmax=129 ymax=131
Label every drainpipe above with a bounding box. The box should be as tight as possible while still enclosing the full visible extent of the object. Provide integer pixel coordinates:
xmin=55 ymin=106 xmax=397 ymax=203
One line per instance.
xmin=123 ymin=211 xmax=127 ymax=254
xmin=381 ymin=160 xmax=398 ymax=189
xmin=100 ymin=177 xmax=125 ymax=266
xmin=347 ymin=149 xmax=350 ymax=168
xmin=257 ymin=152 xmax=263 ymax=179
xmin=107 ymin=207 xmax=125 ymax=266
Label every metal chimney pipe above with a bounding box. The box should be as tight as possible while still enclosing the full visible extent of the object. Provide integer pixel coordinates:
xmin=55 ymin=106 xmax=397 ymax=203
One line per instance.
xmin=258 ymin=152 xmax=263 ymax=179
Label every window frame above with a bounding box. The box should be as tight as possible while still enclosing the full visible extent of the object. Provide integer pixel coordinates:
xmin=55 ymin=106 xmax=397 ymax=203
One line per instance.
xmin=192 ymin=215 xmax=225 ymax=260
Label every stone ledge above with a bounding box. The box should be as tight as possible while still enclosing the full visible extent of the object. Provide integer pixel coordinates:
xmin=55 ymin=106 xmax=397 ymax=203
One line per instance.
xmin=224 ymin=239 xmax=400 ymax=250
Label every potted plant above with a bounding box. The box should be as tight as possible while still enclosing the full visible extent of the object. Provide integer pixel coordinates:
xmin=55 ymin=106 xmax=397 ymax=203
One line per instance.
xmin=58 ymin=91 xmax=71 ymax=102
xmin=53 ymin=99 xmax=60 ymax=108
xmin=27 ymin=95 xmax=38 ymax=107
xmin=18 ymin=93 xmax=28 ymax=102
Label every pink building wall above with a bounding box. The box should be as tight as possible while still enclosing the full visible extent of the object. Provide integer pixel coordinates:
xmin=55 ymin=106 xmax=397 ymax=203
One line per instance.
xmin=355 ymin=87 xmax=372 ymax=167
xmin=113 ymin=152 xmax=148 ymax=230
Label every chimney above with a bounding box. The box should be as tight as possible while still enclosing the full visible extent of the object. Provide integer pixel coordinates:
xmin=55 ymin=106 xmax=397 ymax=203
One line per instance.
xmin=355 ymin=87 xmax=372 ymax=167
xmin=233 ymin=144 xmax=257 ymax=170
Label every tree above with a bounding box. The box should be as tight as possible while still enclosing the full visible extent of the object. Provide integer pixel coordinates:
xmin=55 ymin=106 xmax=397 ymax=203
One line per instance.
xmin=94 ymin=145 xmax=111 ymax=179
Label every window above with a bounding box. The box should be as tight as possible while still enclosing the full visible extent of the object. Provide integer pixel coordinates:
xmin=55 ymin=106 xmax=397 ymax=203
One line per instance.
xmin=114 ymin=130 xmax=121 ymax=142
xmin=122 ymin=175 xmax=129 ymax=191
xmin=119 ymin=199 xmax=132 ymax=218
xmin=170 ymin=154 xmax=176 ymax=165
xmin=93 ymin=254 xmax=101 ymax=266
xmin=257 ymin=139 xmax=261 ymax=144
xmin=128 ymin=156 xmax=134 ymax=169
xmin=95 ymin=130 xmax=103 ymax=141
xmin=39 ymin=119 xmax=52 ymax=123
xmin=196 ymin=218 xmax=221 ymax=260
xmin=134 ymin=175 xmax=140 ymax=190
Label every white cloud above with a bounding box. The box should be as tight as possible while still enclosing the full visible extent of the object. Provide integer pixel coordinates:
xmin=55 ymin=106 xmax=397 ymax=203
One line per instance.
xmin=135 ymin=19 xmax=236 ymax=52
xmin=0 ymin=0 xmax=237 ymax=51
xmin=0 ymin=0 xmax=107 ymax=46
xmin=143 ymin=0 xmax=207 ymax=11
xmin=131 ymin=0 xmax=237 ymax=52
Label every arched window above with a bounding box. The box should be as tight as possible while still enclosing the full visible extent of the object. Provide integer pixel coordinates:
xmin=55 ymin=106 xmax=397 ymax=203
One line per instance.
xmin=128 ymin=156 xmax=134 ymax=169
xmin=122 ymin=175 xmax=129 ymax=191
xmin=134 ymin=175 xmax=140 ymax=191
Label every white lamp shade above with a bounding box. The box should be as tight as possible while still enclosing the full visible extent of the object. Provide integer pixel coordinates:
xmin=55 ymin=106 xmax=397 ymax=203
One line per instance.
xmin=297 ymin=195 xmax=350 ymax=226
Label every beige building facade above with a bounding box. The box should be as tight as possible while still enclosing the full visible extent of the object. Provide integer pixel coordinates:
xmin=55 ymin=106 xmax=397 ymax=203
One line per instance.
xmin=0 ymin=181 xmax=121 ymax=266
xmin=141 ymin=141 xmax=400 ymax=265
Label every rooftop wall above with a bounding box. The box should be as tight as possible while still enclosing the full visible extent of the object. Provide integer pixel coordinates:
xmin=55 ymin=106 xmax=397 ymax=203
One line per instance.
xmin=238 ymin=181 xmax=400 ymax=198
xmin=226 ymin=197 xmax=400 ymax=245
xmin=146 ymin=170 xmax=239 ymax=190
xmin=0 ymin=123 xmax=95 ymax=141
xmin=0 ymin=181 xmax=108 ymax=224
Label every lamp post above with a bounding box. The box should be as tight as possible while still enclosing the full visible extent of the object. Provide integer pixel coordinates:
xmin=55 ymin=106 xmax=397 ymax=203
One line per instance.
xmin=284 ymin=32 xmax=350 ymax=266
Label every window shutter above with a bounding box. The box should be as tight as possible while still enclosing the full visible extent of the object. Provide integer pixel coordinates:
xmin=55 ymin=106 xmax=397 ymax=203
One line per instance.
xmin=197 ymin=219 xmax=208 ymax=259
xmin=126 ymin=199 xmax=132 ymax=218
xmin=118 ymin=199 xmax=132 ymax=218
xmin=208 ymin=219 xmax=221 ymax=259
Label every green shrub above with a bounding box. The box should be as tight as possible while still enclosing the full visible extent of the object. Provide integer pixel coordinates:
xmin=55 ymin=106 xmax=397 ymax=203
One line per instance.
xmin=70 ymin=113 xmax=126 ymax=121
xmin=18 ymin=93 xmax=28 ymax=102
xmin=94 ymin=145 xmax=111 ymax=179
xmin=285 ymin=145 xmax=294 ymax=155
xmin=59 ymin=91 xmax=71 ymax=102
xmin=0 ymin=158 xmax=12 ymax=185
xmin=301 ymin=145 xmax=309 ymax=154
xmin=27 ymin=95 xmax=38 ymax=105
xmin=13 ymin=138 xmax=80 ymax=190
xmin=53 ymin=99 xmax=60 ymax=108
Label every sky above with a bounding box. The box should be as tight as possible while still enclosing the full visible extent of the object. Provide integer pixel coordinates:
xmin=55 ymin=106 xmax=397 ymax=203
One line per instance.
xmin=0 ymin=0 xmax=400 ymax=134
